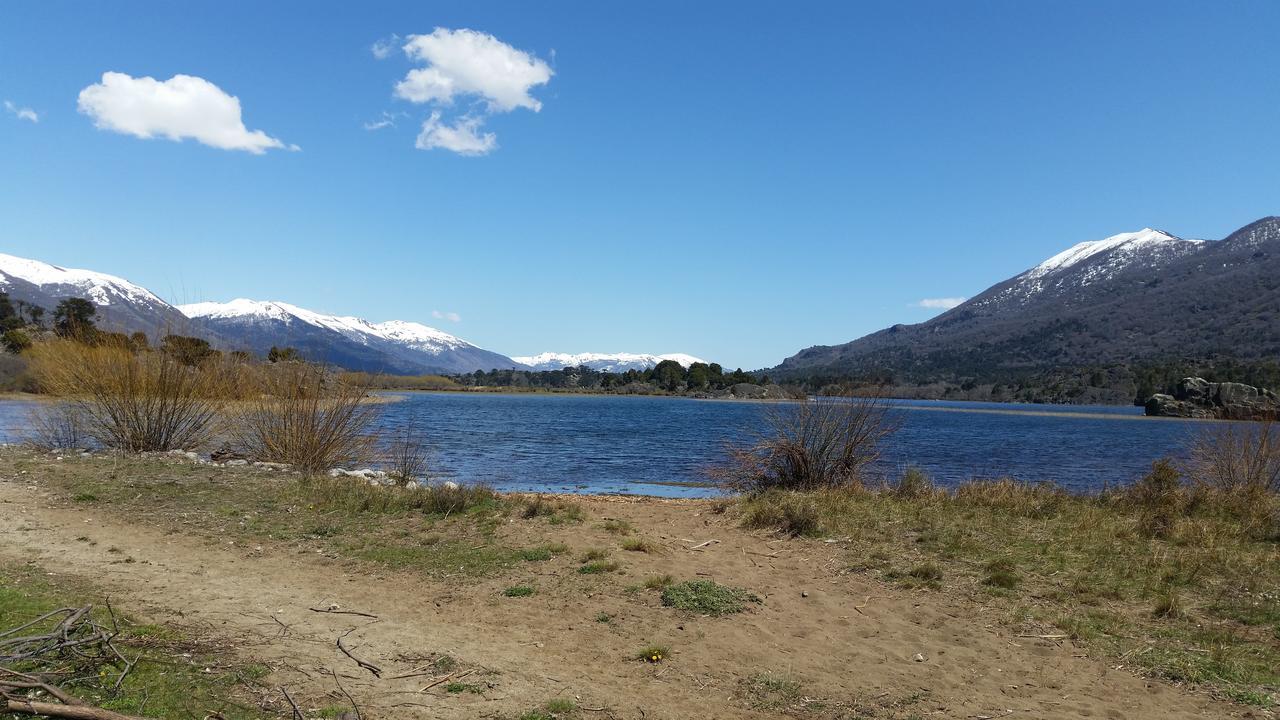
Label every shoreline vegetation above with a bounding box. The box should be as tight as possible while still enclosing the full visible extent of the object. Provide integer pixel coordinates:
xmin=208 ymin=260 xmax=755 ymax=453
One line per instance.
xmin=0 ymin=298 xmax=1276 ymax=717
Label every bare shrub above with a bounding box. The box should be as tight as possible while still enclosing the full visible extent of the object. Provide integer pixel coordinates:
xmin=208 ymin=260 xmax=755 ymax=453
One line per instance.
xmin=383 ymin=418 xmax=431 ymax=487
xmin=1189 ymin=420 xmax=1279 ymax=494
xmin=713 ymin=393 xmax=898 ymax=492
xmin=27 ymin=339 xmax=229 ymax=452
xmin=232 ymin=362 xmax=376 ymax=474
xmin=25 ymin=403 xmax=87 ymax=451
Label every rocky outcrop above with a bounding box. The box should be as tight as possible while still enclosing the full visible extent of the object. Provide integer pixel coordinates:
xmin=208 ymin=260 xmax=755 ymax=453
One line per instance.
xmin=1144 ymin=377 xmax=1279 ymax=420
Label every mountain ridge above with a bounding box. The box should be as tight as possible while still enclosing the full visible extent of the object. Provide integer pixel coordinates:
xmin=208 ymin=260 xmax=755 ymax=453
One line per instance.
xmin=512 ymin=352 xmax=707 ymax=373
xmin=772 ymin=216 xmax=1280 ymax=393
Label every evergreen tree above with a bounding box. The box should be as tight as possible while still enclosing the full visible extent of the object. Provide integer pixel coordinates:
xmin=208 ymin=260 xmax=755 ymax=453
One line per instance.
xmin=53 ymin=298 xmax=97 ymax=339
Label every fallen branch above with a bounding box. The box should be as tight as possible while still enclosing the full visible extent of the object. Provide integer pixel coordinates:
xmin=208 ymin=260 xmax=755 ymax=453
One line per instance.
xmin=335 ymin=629 xmax=382 ymax=678
xmin=2 ymin=697 xmax=153 ymax=719
xmin=280 ymin=686 xmax=304 ymax=720
xmin=685 ymin=539 xmax=719 ymax=550
xmin=329 ymin=669 xmax=362 ymax=720
xmin=309 ymin=607 xmax=378 ymax=619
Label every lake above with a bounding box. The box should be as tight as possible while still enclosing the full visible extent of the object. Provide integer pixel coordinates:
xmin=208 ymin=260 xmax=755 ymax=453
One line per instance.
xmin=0 ymin=393 xmax=1229 ymax=497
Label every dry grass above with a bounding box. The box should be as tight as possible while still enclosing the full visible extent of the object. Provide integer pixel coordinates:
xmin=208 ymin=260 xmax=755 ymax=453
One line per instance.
xmin=736 ymin=467 xmax=1280 ymax=704
xmin=712 ymin=393 xmax=897 ymax=492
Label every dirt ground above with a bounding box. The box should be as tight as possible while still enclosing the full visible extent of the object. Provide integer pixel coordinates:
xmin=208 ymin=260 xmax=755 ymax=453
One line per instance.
xmin=0 ymin=475 xmax=1257 ymax=720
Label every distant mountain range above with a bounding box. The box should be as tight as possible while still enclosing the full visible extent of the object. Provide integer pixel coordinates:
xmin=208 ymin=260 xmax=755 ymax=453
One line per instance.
xmin=179 ymin=299 xmax=522 ymax=374
xmin=773 ymin=216 xmax=1280 ymax=387
xmin=0 ymin=252 xmax=705 ymax=375
xmin=512 ymin=352 xmax=707 ymax=373
xmin=0 ymin=252 xmax=188 ymax=332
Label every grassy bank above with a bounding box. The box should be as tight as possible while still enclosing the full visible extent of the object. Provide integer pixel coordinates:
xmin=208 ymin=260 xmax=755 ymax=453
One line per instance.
xmin=0 ymin=561 xmax=281 ymax=719
xmin=739 ymin=481 xmax=1280 ymax=707
xmin=5 ymin=445 xmax=1274 ymax=707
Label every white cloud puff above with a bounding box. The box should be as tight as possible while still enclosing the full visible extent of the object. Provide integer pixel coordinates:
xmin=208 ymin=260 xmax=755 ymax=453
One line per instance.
xmin=4 ymin=101 xmax=38 ymax=123
xmin=77 ymin=72 xmax=295 ymax=154
xmin=915 ymin=297 xmax=967 ymax=310
xmin=415 ymin=112 xmax=496 ymax=155
xmin=395 ymin=28 xmax=552 ymax=112
xmin=432 ymin=310 xmax=462 ymax=322
xmin=371 ymin=34 xmax=401 ymax=60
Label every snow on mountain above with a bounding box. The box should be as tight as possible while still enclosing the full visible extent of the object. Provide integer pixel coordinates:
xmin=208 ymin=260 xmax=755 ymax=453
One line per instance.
xmin=513 ymin=352 xmax=707 ymax=373
xmin=0 ymin=251 xmax=188 ymax=332
xmin=972 ymin=228 xmax=1204 ymax=310
xmin=179 ymin=299 xmax=521 ymax=374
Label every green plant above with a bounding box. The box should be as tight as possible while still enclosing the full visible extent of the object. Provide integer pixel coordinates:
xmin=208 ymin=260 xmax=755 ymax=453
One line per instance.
xmin=636 ymin=644 xmax=669 ymax=663
xmin=660 ymin=580 xmax=759 ymax=616
xmin=503 ymin=585 xmax=535 ymax=597
xmin=982 ymin=559 xmax=1020 ymax=590
xmin=601 ymin=519 xmax=633 ymax=535
xmin=578 ymin=561 xmax=620 ymax=575
xmin=739 ymin=491 xmax=824 ymax=537
xmin=1129 ymin=459 xmax=1185 ymax=538
xmin=642 ymin=574 xmax=674 ymax=590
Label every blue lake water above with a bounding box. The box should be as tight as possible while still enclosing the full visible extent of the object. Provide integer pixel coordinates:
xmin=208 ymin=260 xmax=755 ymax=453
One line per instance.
xmin=0 ymin=393 xmax=1231 ymax=497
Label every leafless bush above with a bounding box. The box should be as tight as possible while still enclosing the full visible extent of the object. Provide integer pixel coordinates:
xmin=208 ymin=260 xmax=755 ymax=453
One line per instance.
xmin=1189 ymin=420 xmax=1280 ymax=494
xmin=27 ymin=339 xmax=229 ymax=452
xmin=383 ymin=419 xmax=431 ymax=487
xmin=232 ymin=362 xmax=376 ymax=474
xmin=24 ymin=403 xmax=88 ymax=451
xmin=712 ymin=393 xmax=898 ymax=492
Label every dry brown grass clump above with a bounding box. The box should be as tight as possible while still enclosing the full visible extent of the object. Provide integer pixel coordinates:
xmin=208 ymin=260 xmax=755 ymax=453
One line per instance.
xmin=713 ymin=393 xmax=897 ymax=492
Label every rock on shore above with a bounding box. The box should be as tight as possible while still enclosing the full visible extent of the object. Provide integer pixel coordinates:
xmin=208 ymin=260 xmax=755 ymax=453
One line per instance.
xmin=1145 ymin=377 xmax=1279 ymax=420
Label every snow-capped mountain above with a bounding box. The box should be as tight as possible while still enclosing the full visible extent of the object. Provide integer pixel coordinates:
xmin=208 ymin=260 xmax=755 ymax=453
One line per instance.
xmin=512 ymin=352 xmax=707 ymax=372
xmin=180 ymin=299 xmax=524 ymax=374
xmin=0 ymin=252 xmax=189 ymax=332
xmin=971 ymin=228 xmax=1204 ymax=311
xmin=775 ymin=216 xmax=1280 ymax=381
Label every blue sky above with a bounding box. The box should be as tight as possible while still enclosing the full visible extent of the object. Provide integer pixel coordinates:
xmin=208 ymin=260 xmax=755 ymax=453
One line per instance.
xmin=1 ymin=1 xmax=1277 ymax=370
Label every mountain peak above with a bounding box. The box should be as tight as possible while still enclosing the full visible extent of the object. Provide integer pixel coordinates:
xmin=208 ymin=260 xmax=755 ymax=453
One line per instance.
xmin=0 ymin=251 xmax=164 ymax=307
xmin=1221 ymin=216 xmax=1280 ymax=248
xmin=1025 ymin=228 xmax=1186 ymax=279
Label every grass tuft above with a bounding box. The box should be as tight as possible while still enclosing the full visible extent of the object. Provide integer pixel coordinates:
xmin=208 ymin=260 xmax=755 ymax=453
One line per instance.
xmin=660 ymin=580 xmax=760 ymax=616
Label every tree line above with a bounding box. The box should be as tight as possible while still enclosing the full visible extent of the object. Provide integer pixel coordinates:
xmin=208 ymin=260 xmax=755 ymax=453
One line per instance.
xmin=454 ymin=360 xmax=766 ymax=393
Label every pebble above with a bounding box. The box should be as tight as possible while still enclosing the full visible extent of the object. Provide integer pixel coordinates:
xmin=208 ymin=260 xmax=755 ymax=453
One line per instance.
xmin=801 ymin=591 xmax=809 ymax=598
xmin=912 ymin=653 xmax=926 ymax=662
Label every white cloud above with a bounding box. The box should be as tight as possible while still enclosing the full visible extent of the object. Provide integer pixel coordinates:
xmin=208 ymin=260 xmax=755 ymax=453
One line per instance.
xmin=371 ymin=34 xmax=401 ymax=60
xmin=4 ymin=101 xmax=38 ymax=123
xmin=363 ymin=111 xmax=403 ymax=131
xmin=432 ymin=310 xmax=462 ymax=322
xmin=915 ymin=297 xmax=967 ymax=310
xmin=395 ymin=28 xmax=552 ymax=112
xmin=77 ymin=72 xmax=296 ymax=154
xmin=415 ymin=112 xmax=496 ymax=155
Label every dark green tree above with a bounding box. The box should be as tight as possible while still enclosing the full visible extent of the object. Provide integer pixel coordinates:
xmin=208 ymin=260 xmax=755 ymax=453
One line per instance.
xmin=53 ymin=298 xmax=97 ymax=339
xmin=267 ymin=346 xmax=301 ymax=363
xmin=652 ymin=359 xmax=686 ymax=391
xmin=161 ymin=334 xmax=218 ymax=366
xmin=1 ymin=329 xmax=31 ymax=354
